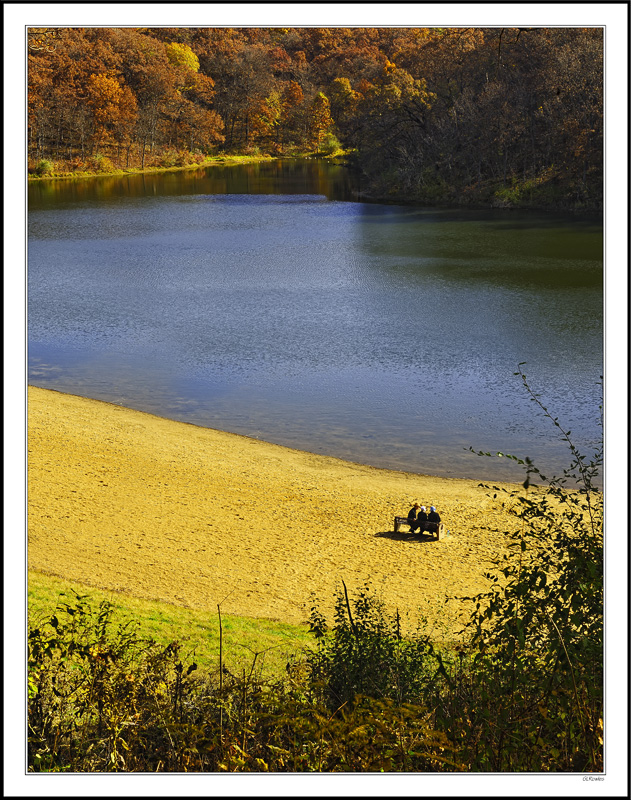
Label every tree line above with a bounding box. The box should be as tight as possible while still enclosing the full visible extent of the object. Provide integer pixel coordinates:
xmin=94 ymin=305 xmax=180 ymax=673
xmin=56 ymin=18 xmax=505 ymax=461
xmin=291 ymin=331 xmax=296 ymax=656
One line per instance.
xmin=28 ymin=26 xmax=602 ymax=209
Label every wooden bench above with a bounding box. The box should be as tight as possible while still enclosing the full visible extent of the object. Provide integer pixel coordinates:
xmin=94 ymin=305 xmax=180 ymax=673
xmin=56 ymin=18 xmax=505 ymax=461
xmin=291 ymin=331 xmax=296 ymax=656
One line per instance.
xmin=394 ymin=516 xmax=445 ymax=541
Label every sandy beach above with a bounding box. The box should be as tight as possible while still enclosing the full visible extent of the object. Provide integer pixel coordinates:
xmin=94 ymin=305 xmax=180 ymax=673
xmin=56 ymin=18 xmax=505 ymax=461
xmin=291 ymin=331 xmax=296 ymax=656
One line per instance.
xmin=28 ymin=386 xmax=522 ymax=637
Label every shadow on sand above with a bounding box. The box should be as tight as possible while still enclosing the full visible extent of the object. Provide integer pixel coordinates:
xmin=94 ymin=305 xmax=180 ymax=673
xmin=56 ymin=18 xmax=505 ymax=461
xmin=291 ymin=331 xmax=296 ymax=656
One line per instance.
xmin=375 ymin=530 xmax=437 ymax=544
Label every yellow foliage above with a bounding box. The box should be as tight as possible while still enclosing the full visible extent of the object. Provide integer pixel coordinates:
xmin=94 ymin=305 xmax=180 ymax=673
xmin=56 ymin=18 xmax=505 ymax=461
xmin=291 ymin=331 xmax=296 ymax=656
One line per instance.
xmin=165 ymin=42 xmax=200 ymax=73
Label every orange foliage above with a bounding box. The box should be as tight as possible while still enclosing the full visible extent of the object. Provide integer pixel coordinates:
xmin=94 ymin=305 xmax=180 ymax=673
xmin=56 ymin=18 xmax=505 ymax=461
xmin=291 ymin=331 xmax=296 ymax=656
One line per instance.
xmin=27 ymin=25 xmax=603 ymax=208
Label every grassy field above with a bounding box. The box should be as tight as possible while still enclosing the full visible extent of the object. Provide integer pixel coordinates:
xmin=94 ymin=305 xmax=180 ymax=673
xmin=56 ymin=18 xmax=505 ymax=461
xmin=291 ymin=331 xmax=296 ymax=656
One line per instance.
xmin=28 ymin=570 xmax=314 ymax=679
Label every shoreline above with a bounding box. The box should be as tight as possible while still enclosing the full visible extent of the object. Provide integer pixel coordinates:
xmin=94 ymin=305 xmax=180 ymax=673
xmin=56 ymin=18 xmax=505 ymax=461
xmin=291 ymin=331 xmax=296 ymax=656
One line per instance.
xmin=27 ymin=152 xmax=349 ymax=183
xmin=27 ymin=154 xmax=277 ymax=182
xmin=28 ymin=386 xmax=522 ymax=636
xmin=27 ymin=155 xmax=601 ymax=214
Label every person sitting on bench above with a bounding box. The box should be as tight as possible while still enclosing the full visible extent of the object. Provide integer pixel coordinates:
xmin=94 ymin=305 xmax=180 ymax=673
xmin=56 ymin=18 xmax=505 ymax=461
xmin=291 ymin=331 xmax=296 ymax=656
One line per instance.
xmin=407 ymin=503 xmax=420 ymax=532
xmin=427 ymin=506 xmax=441 ymax=530
xmin=416 ymin=505 xmax=428 ymax=529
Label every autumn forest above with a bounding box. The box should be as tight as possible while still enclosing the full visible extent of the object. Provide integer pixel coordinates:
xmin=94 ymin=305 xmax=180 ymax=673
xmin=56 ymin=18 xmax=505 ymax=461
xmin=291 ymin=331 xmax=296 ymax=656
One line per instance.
xmin=28 ymin=26 xmax=603 ymax=209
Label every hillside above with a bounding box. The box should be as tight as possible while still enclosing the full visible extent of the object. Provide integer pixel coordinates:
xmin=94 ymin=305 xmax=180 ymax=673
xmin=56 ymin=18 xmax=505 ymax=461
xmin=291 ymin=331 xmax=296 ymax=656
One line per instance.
xmin=28 ymin=26 xmax=602 ymax=210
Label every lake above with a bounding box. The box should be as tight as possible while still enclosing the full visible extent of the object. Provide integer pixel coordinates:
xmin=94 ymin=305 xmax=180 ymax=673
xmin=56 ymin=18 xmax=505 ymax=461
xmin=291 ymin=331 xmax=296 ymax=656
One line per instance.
xmin=28 ymin=160 xmax=603 ymax=483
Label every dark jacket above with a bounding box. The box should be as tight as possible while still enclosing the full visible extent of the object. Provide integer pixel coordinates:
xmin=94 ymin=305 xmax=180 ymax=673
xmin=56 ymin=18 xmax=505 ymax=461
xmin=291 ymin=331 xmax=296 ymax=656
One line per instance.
xmin=407 ymin=507 xmax=418 ymax=521
xmin=417 ymin=511 xmax=428 ymax=525
xmin=428 ymin=510 xmax=441 ymax=523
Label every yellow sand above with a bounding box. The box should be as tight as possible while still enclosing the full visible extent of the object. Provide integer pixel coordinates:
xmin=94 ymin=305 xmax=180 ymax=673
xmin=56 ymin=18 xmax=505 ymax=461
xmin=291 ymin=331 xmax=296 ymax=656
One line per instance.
xmin=28 ymin=386 xmax=521 ymax=637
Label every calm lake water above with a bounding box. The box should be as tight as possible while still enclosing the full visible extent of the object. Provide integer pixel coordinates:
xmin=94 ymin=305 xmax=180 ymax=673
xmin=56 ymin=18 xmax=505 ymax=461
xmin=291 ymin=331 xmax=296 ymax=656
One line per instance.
xmin=28 ymin=160 xmax=603 ymax=483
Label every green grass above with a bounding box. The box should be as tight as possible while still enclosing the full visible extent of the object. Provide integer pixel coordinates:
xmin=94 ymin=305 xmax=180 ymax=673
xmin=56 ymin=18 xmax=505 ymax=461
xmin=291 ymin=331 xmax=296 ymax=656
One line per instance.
xmin=27 ymin=154 xmax=276 ymax=181
xmin=26 ymin=151 xmax=358 ymax=182
xmin=28 ymin=571 xmax=313 ymax=679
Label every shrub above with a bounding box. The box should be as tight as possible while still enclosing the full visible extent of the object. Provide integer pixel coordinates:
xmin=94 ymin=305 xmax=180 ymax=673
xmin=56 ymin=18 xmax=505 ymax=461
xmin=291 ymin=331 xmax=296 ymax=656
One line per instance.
xmin=33 ymin=159 xmax=54 ymax=176
xmin=222 ymin=690 xmax=454 ymax=772
xmin=319 ymin=132 xmax=342 ymax=156
xmin=444 ymin=364 xmax=604 ymax=771
xmin=87 ymin=154 xmax=116 ymax=173
xmin=28 ymin=591 xmax=450 ymax=772
xmin=69 ymin=158 xmax=88 ymax=173
xmin=28 ymin=592 xmax=201 ymax=771
xmin=159 ymin=149 xmax=181 ymax=168
xmin=306 ymin=581 xmax=434 ymax=709
xmin=158 ymin=149 xmax=204 ymax=168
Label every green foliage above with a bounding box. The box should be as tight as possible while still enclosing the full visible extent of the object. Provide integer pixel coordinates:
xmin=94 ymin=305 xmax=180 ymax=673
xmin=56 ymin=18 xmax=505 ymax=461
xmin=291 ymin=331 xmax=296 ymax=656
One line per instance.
xmin=306 ymin=581 xmax=433 ymax=709
xmin=226 ymin=691 xmax=454 ymax=772
xmin=28 ymin=590 xmax=449 ymax=772
xmin=28 ymin=571 xmax=311 ymax=677
xmin=28 ymin=593 xmax=199 ymax=771
xmin=453 ymin=364 xmax=603 ymax=770
xmin=34 ymin=159 xmax=54 ymax=176
xmin=466 ymin=365 xmax=603 ymax=656
xmin=319 ymin=132 xmax=342 ymax=156
xmin=492 ymin=170 xmax=564 ymax=208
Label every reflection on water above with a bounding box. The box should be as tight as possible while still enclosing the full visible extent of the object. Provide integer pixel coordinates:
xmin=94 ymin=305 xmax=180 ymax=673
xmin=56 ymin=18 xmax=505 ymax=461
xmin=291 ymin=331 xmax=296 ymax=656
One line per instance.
xmin=28 ymin=161 xmax=603 ymax=483
xmin=28 ymin=159 xmax=360 ymax=207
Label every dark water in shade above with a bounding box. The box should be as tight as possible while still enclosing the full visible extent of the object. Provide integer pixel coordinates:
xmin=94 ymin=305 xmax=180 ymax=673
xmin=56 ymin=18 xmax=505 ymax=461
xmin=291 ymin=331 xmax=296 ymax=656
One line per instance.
xmin=28 ymin=160 xmax=603 ymax=483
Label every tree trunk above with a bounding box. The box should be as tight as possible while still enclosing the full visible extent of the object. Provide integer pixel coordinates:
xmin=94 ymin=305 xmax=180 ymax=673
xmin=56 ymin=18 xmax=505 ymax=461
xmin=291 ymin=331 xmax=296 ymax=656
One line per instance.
xmin=228 ymin=117 xmax=236 ymax=150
